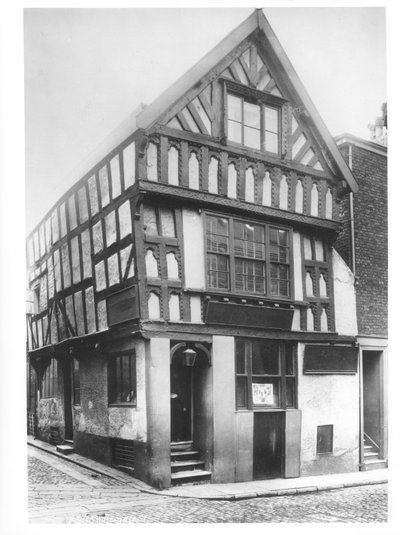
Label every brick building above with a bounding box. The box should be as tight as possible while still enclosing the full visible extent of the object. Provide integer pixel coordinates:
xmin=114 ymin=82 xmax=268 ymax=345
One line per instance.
xmin=26 ymin=10 xmax=367 ymax=488
xmin=336 ymin=110 xmax=388 ymax=469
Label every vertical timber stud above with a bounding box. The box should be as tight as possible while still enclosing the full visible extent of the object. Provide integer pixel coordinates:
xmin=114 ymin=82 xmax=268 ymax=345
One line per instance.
xmin=160 ymin=136 xmax=168 ymax=184
xmin=145 ymin=337 xmax=171 ymax=488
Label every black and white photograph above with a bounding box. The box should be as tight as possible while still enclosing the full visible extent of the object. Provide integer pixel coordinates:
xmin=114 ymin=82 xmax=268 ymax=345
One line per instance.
xmin=0 ymin=1 xmax=395 ymax=530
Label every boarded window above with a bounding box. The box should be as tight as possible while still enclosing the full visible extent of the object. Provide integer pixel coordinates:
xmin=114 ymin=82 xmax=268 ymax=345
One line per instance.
xmin=303 ymin=345 xmax=358 ymax=374
xmin=41 ymin=359 xmax=58 ymax=398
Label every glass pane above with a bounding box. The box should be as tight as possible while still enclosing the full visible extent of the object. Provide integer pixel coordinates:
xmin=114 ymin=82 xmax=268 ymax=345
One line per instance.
xmin=264 ymin=106 xmax=278 ymax=133
xmin=228 ymin=94 xmax=242 ymax=121
xmin=160 ymin=208 xmax=176 ymax=237
xmin=278 ymin=229 xmax=288 ymax=246
xmin=143 ymin=206 xmax=158 ymax=234
xmin=244 ymin=101 xmax=260 ymax=128
xmin=252 ymin=341 xmax=280 ymax=375
xmin=236 ymin=376 xmax=247 ymax=408
xmin=207 ymin=254 xmax=229 ymax=289
xmin=264 ymin=131 xmax=278 ymax=153
xmin=286 ymin=377 xmax=295 ymax=408
xmin=285 ymin=347 xmax=294 ymax=375
xmin=244 ymin=126 xmax=260 ymax=149
xmin=235 ymin=341 xmax=247 ymax=373
xmin=252 ymin=377 xmax=280 ymax=407
xmin=228 ymin=120 xmax=242 ymax=143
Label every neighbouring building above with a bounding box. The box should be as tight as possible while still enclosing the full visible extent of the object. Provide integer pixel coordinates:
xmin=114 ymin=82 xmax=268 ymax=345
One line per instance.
xmin=336 ymin=106 xmax=388 ymax=471
xmin=27 ymin=10 xmax=365 ymax=489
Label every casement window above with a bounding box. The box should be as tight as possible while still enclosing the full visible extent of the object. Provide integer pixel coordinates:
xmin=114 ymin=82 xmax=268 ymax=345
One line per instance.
xmin=227 ymin=92 xmax=281 ymax=155
xmin=143 ymin=205 xmax=176 ymax=237
xmin=235 ymin=340 xmax=296 ymax=410
xmin=108 ymin=352 xmax=137 ymax=405
xmin=72 ymin=358 xmax=80 ymax=406
xmin=41 ymin=358 xmax=58 ymax=399
xmin=206 ymin=215 xmax=292 ymax=298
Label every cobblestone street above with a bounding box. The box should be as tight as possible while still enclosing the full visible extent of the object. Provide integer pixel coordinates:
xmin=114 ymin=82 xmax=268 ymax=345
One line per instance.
xmin=28 ymin=445 xmax=388 ymax=523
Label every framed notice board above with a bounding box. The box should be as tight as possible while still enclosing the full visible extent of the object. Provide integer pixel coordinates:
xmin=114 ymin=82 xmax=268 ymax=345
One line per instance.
xmin=303 ymin=345 xmax=358 ymax=374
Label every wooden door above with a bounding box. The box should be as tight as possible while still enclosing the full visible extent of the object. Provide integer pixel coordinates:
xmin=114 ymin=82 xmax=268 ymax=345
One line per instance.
xmin=63 ymin=360 xmax=73 ymax=441
xmin=170 ymin=363 xmax=192 ymax=443
xmin=253 ymin=412 xmax=284 ymax=479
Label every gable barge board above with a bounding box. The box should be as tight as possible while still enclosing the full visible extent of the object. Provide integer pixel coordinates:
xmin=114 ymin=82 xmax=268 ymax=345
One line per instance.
xmin=137 ymin=180 xmax=341 ymax=233
xmin=151 ymin=126 xmax=338 ymax=182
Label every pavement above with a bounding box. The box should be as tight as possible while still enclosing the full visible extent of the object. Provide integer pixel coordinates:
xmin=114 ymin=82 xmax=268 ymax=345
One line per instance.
xmin=27 ymin=435 xmax=388 ymax=501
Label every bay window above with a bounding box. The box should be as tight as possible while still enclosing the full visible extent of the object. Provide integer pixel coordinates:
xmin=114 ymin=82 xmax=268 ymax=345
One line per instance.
xmin=206 ymin=214 xmax=292 ymax=298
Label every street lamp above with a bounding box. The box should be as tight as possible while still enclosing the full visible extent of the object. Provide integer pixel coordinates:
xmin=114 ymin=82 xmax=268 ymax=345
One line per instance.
xmin=182 ymin=348 xmax=197 ymax=367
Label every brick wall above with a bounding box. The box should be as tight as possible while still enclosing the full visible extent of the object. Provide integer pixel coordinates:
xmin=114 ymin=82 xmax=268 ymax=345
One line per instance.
xmin=336 ymin=143 xmax=387 ymax=338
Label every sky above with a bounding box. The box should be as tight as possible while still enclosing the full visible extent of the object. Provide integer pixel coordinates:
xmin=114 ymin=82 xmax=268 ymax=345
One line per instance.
xmin=24 ymin=7 xmax=387 ymax=233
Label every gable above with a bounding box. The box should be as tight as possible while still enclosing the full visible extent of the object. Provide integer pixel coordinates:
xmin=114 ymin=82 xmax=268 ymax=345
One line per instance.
xmin=163 ymin=39 xmax=328 ymax=175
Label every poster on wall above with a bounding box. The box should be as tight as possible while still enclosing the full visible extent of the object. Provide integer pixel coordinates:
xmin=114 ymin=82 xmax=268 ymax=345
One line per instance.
xmin=252 ymin=383 xmax=274 ymax=405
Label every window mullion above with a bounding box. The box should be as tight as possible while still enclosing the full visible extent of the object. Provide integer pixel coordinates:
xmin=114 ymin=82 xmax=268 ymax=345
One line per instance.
xmin=229 ymin=218 xmax=235 ymax=292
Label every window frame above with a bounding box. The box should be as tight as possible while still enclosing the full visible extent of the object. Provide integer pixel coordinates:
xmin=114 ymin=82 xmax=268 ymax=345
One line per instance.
xmin=108 ymin=351 xmax=137 ymax=407
xmin=223 ymin=79 xmax=286 ymax=157
xmin=205 ymin=212 xmax=294 ymax=300
xmin=235 ymin=339 xmax=297 ymax=411
xmin=41 ymin=358 xmax=58 ymax=399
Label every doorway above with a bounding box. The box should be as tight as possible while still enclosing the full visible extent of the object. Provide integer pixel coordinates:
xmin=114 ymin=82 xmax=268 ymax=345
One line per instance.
xmin=170 ymin=362 xmax=192 ymax=443
xmin=362 ymin=350 xmax=383 ymax=453
xmin=253 ymin=412 xmax=284 ymax=479
xmin=63 ymin=359 xmax=73 ymax=441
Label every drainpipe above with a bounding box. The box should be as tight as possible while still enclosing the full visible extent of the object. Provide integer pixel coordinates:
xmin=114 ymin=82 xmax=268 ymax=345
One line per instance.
xmin=348 ymin=145 xmax=356 ymax=274
xmin=347 ymin=143 xmax=363 ymax=469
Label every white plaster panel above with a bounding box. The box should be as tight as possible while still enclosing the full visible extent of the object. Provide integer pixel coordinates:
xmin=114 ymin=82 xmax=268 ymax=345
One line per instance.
xmin=332 ymin=249 xmax=357 ymax=336
xmin=293 ymin=232 xmax=303 ymax=301
xmin=297 ymin=343 xmax=359 ymax=473
xmin=182 ymin=209 xmax=205 ymax=290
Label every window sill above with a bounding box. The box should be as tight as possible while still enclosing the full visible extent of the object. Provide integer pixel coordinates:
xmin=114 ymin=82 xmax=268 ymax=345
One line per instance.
xmin=108 ymin=403 xmax=137 ymax=408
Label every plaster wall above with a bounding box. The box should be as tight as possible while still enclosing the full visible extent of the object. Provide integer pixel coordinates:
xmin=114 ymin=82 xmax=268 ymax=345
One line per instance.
xmin=297 ymin=343 xmax=359 ymax=476
xmin=212 ymin=335 xmax=236 ymax=483
xmin=182 ymin=209 xmax=205 ymax=290
xmin=332 ymin=248 xmax=357 ymax=336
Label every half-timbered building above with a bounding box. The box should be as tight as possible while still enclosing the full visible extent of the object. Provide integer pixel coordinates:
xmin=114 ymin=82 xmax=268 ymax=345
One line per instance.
xmin=26 ymin=10 xmax=362 ymax=488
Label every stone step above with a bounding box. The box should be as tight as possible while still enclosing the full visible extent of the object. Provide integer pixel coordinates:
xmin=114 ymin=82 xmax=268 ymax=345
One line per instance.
xmin=171 ymin=469 xmax=212 ymax=486
xmin=364 ymin=451 xmax=380 ymax=459
xmin=171 ymin=441 xmax=193 ymax=452
xmin=56 ymin=444 xmax=75 ymax=455
xmin=170 ymin=450 xmax=201 ymax=461
xmin=171 ymin=460 xmax=205 ymax=472
xmin=362 ymin=459 xmax=387 ymax=471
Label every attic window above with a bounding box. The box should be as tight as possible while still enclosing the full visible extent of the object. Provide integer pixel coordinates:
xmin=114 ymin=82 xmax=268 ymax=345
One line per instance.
xmin=226 ymin=91 xmax=281 ymax=155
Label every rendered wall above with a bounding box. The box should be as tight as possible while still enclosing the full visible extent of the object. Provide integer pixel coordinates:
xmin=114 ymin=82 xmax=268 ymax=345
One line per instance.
xmin=332 ymin=248 xmax=357 ymax=336
xmin=297 ymin=343 xmax=359 ymax=476
xmin=212 ymin=335 xmax=236 ymax=483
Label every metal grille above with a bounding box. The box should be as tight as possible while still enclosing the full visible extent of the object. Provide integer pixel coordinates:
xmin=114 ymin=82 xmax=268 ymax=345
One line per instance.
xmin=27 ymin=412 xmax=36 ymax=436
xmin=112 ymin=439 xmax=135 ymax=469
xmin=49 ymin=426 xmax=62 ymax=445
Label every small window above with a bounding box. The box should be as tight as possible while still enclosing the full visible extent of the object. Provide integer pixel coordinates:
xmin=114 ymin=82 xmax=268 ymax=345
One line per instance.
xmin=72 ymin=358 xmax=81 ymax=406
xmin=143 ymin=205 xmax=176 ymax=237
xmin=317 ymin=424 xmax=333 ymax=454
xmin=41 ymin=358 xmax=58 ymax=398
xmin=108 ymin=353 xmax=137 ymax=405
xmin=227 ymin=90 xmax=280 ymax=155
xmin=236 ymin=340 xmax=296 ymax=410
